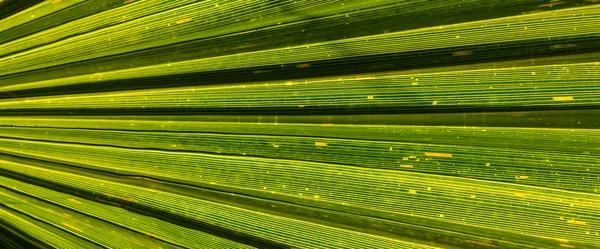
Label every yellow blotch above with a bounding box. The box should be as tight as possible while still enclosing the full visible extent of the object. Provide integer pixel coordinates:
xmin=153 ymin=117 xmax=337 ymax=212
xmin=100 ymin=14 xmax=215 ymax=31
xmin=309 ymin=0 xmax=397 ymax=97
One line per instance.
xmin=409 ymin=155 xmax=417 ymax=159
xmin=273 ymin=144 xmax=280 ymax=148
xmin=470 ymin=195 xmax=477 ymax=198
xmin=400 ymin=164 xmax=413 ymax=168
xmin=408 ymin=190 xmax=417 ymax=194
xmin=296 ymin=63 xmax=311 ymax=68
xmin=367 ymin=95 xmax=374 ymax=100
xmin=389 ymin=147 xmax=393 ymax=151
xmin=315 ymin=142 xmax=327 ymax=147
xmin=515 ymin=176 xmax=529 ymax=179
xmin=52 ymin=0 xmax=62 ymax=3
xmin=556 ymin=238 xmax=568 ymax=243
xmin=560 ymin=244 xmax=574 ymax=248
xmin=485 ymin=163 xmax=491 ymax=166
xmin=553 ymin=96 xmax=574 ymax=101
xmin=514 ymin=193 xmax=525 ymax=197
xmin=62 ymin=222 xmax=83 ymax=233
xmin=67 ymin=198 xmax=82 ymax=204
xmin=432 ymin=101 xmax=438 ymax=105
xmin=402 ymin=157 xmax=409 ymax=160
xmin=567 ymin=219 xmax=587 ymax=225
xmin=425 ymin=152 xmax=452 ymax=158
xmin=176 ymin=18 xmax=193 ymax=24
xmin=439 ymin=214 xmax=445 ymax=217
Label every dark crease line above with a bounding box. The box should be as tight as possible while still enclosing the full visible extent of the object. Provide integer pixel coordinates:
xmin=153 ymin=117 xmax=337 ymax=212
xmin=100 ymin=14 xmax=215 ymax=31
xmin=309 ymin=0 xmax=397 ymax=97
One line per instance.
xmin=0 ymin=134 xmax=594 ymax=196
xmin=0 ymin=158 xmax=575 ymax=249
xmin=0 ymin=124 xmax=596 ymax=157
xmin=0 ymin=167 xmax=287 ymax=249
xmin=0 ymin=157 xmax=497 ymax=249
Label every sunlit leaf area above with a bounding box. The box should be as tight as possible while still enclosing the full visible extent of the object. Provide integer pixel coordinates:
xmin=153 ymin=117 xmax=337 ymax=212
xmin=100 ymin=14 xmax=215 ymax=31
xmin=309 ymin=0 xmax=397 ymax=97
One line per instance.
xmin=1 ymin=0 xmax=600 ymax=248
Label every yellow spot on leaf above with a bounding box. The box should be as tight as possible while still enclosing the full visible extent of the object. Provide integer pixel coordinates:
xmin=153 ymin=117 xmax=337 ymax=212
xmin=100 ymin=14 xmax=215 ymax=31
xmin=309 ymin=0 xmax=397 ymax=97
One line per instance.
xmin=553 ymin=96 xmax=574 ymax=101
xmin=425 ymin=152 xmax=452 ymax=158
xmin=567 ymin=220 xmax=587 ymax=225
xmin=408 ymin=190 xmax=417 ymax=194
xmin=176 ymin=18 xmax=192 ymax=24
xmin=515 ymin=176 xmax=529 ymax=179
xmin=315 ymin=142 xmax=327 ymax=147
xmin=67 ymin=198 xmax=82 ymax=204
xmin=400 ymin=164 xmax=413 ymax=168
xmin=62 ymin=222 xmax=83 ymax=233
xmin=515 ymin=193 xmax=525 ymax=197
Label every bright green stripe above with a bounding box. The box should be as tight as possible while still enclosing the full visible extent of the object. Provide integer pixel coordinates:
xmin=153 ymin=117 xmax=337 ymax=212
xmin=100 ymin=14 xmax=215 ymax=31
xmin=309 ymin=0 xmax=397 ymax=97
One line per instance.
xmin=0 ymin=159 xmax=435 ymax=249
xmin=0 ymin=207 xmax=101 ymax=249
xmin=1 ymin=61 xmax=598 ymax=111
xmin=0 ymin=0 xmax=200 ymax=56
xmin=0 ymin=137 xmax=597 ymax=247
xmin=0 ymin=0 xmax=410 ymax=77
xmin=0 ymin=0 xmax=85 ymax=33
xmin=0 ymin=175 xmax=254 ymax=248
xmin=1 ymin=4 xmax=597 ymax=91
xmin=0 ymin=125 xmax=597 ymax=192
xmin=0 ymin=188 xmax=179 ymax=249
xmin=0 ymin=123 xmax=599 ymax=153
